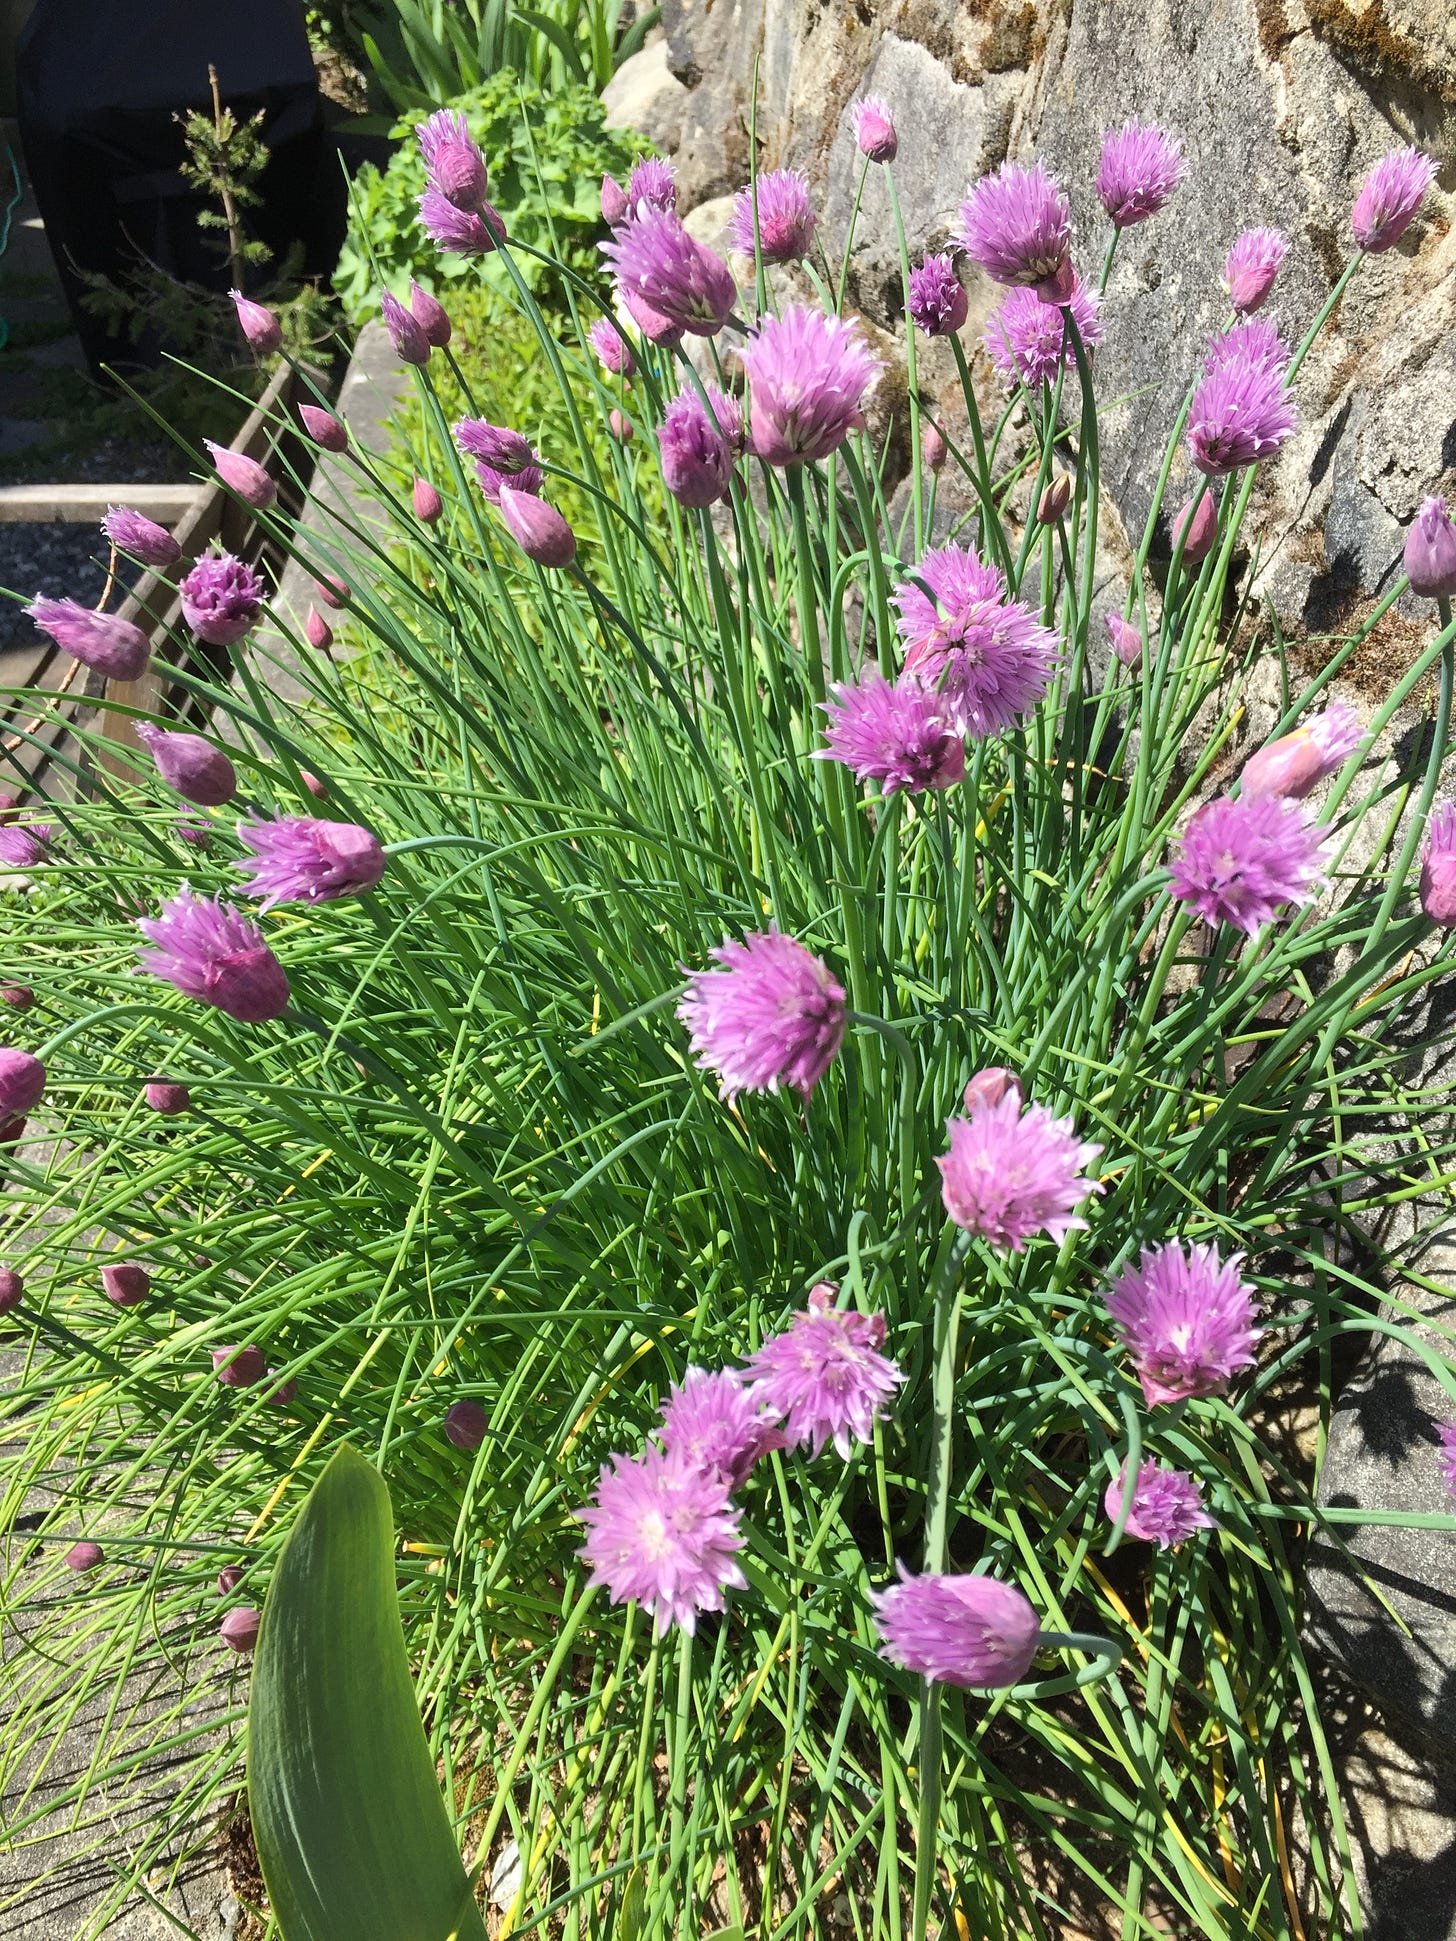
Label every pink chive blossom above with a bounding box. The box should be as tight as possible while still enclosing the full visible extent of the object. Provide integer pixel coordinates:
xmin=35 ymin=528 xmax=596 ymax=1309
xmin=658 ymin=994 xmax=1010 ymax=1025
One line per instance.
xmin=852 ymin=96 xmax=897 ymax=163
xmin=212 ymin=1345 xmax=267 ymax=1388
xmin=1186 ymin=356 xmax=1296 ymax=477
xmin=1204 ymin=317 xmax=1289 ymax=376
xmin=24 ymin=598 xmax=151 ymax=682
xmin=298 ymin=405 xmax=349 ymax=452
xmin=818 ymin=671 xmax=965 ymax=795
xmin=1172 ymin=493 xmax=1219 ymax=565
xmin=235 ymin=818 xmax=386 ymax=909
xmin=985 ymin=277 xmax=1102 ymax=391
xmin=1169 ymin=793 xmax=1329 ymax=934
xmin=657 ymin=1368 xmax=786 ymax=1488
xmin=892 ymin=542 xmax=1059 ymax=739
xmin=0 ymin=822 xmax=53 ymax=869
xmin=101 ymin=505 xmax=180 ymax=569
xmin=417 ymin=188 xmax=505 ymax=255
xmin=624 ymin=156 xmax=678 ymax=218
xmin=408 ymin=280 xmax=452 ymax=347
xmin=0 ymin=1049 xmax=45 ymax=1125
xmin=497 ymin=486 xmax=577 ymax=569
xmin=137 ymin=887 xmax=290 ymax=1023
xmin=229 ymin=291 xmax=281 ymax=354
xmin=1440 ymin=1425 xmax=1456 ymax=1496
xmin=742 ymin=1286 xmax=903 ymax=1459
xmin=135 ymin=723 xmax=238 ymax=807
xmin=602 ymin=209 xmax=736 ymax=337
xmin=907 ymin=253 xmax=968 ymax=338
xmin=180 ymin=553 xmax=265 ymax=647
xmin=1096 ymin=121 xmax=1187 ymax=228
xmin=1240 ymin=700 xmax=1362 ymax=801
xmin=413 ymin=478 xmax=443 ymax=524
xmin=871 ymin=1568 xmax=1042 ymax=1688
xmin=1405 ymin=496 xmax=1456 ymax=598
xmin=578 ymin=1445 xmax=746 ymax=1637
xmin=1222 ymin=228 xmax=1288 ymax=314
xmin=730 ymin=169 xmax=816 ymax=262
xmin=453 ymin=419 xmax=544 ymax=502
xmin=938 ymin=1090 xmax=1102 ymax=1251
xmin=738 ymin=305 xmax=879 ymax=467
xmin=1105 ymin=1239 xmax=1261 ymax=1407
xmin=678 ymin=929 xmax=846 ymax=1102
xmin=416 ymin=107 xmax=488 ymax=211
xmin=658 ymin=387 xmax=738 ymax=508
xmin=1107 ymin=613 xmax=1143 ymax=668
xmin=589 ymin=316 xmax=635 ymax=377
xmin=1420 ymin=802 xmax=1456 ymax=927
xmin=958 ymin=161 xmax=1074 ymax=302
xmin=1104 ymin=1460 xmax=1216 ymax=1548
xmin=1351 ymin=146 xmax=1438 ymax=252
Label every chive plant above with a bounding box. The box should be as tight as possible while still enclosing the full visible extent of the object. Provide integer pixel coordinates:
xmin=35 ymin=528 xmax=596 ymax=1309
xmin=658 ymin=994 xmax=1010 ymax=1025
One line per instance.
xmin=1 ymin=107 xmax=1454 ymax=1941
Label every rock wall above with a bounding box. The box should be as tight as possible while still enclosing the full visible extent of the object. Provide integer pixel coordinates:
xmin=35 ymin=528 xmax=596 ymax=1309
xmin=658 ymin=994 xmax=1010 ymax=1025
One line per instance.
xmin=604 ymin=0 xmax=1455 ymax=636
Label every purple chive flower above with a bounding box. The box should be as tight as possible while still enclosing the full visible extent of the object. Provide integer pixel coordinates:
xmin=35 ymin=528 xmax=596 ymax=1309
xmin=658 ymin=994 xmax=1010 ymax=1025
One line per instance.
xmin=0 ymin=1266 xmax=22 ymax=1313
xmin=589 ymin=316 xmax=635 ymax=377
xmin=657 ymin=1367 xmax=786 ymax=1488
xmin=963 ymin=1066 xmax=1022 ymax=1115
xmin=220 ymin=1607 xmax=261 ymax=1653
xmin=907 ymin=253 xmax=969 ymax=338
xmin=1104 ymin=1460 xmax=1216 ymax=1548
xmin=1440 ymin=1425 xmax=1456 ymax=1496
xmin=204 ymin=441 xmax=277 ymax=512
xmin=624 ymin=156 xmax=678 ymax=218
xmin=852 ymin=95 xmax=897 ymax=163
xmin=180 ymin=553 xmax=266 ymax=647
xmin=413 ymin=477 xmax=444 ymax=525
xmin=578 ymin=1445 xmax=746 ymax=1636
xmin=738 ymin=305 xmax=879 ymax=467
xmin=453 ymin=419 xmax=544 ymax=502
xmin=602 ymin=208 xmax=737 ymax=337
xmin=619 ymin=283 xmax=685 ymax=349
xmin=1222 ymin=228 xmax=1288 ymax=314
xmin=1240 ymin=700 xmax=1362 ymax=801
xmin=1105 ymin=1239 xmax=1261 ymax=1407
xmin=145 ymin=1080 xmax=190 ymax=1115
xmin=1351 ymin=146 xmax=1438 ymax=252
xmin=380 ymin=289 xmax=431 ymax=366
xmin=1405 ymin=495 xmax=1456 ymax=597
xmin=658 ymin=387 xmax=736 ymax=508
xmin=678 ymin=928 xmax=846 ymax=1103
xmin=135 ymin=723 xmax=237 ymax=807
xmin=1172 ymin=493 xmax=1219 ymax=565
xmin=1186 ymin=356 xmax=1297 ymax=477
xmin=137 ymin=887 xmax=290 ymax=1022
xmin=0 ymin=822 xmax=53 ymax=869
xmin=1169 ymin=793 xmax=1329 ymax=934
xmin=742 ymin=1285 xmax=903 ymax=1459
xmin=418 ymin=188 xmax=505 ymax=255
xmin=1204 ymin=317 xmax=1289 ymax=376
xmin=230 ymin=290 xmax=281 ymax=354
xmin=730 ymin=169 xmax=817 ymax=262
xmin=1107 ymin=613 xmax=1143 ymax=668
xmin=235 ymin=817 xmax=386 ymax=909
xmin=407 ymin=280 xmax=452 ymax=349
xmin=102 ymin=505 xmax=180 ymax=569
xmin=444 ymin=1399 xmax=488 ymax=1450
xmin=1420 ymin=801 xmax=1456 ymax=927
xmin=0 ymin=1049 xmax=45 ymax=1126
xmin=893 ymin=542 xmax=1059 ymax=739
xmin=65 ymin=1541 xmax=105 ymax=1572
xmin=871 ymin=1568 xmax=1041 ymax=1688
xmin=938 ymin=1090 xmax=1102 ymax=1251
xmin=958 ymin=161 xmax=1074 ymax=302
xmin=416 ymin=107 xmax=488 ymax=211
xmin=299 ymin=404 xmax=349 ymax=453
xmin=985 ymin=277 xmax=1102 ymax=391
xmin=497 ymin=486 xmax=577 ymax=569
xmin=102 ymin=1263 xmax=150 ymax=1307
xmin=818 ymin=671 xmax=964 ymax=795
xmin=1095 ymin=121 xmax=1187 ymax=228
xmin=212 ymin=1344 xmax=267 ymax=1388
xmin=25 ymin=597 xmax=151 ymax=682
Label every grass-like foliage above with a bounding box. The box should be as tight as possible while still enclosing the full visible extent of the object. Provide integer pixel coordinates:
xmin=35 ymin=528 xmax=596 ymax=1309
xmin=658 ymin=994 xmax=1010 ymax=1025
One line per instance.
xmin=1 ymin=124 xmax=1455 ymax=1941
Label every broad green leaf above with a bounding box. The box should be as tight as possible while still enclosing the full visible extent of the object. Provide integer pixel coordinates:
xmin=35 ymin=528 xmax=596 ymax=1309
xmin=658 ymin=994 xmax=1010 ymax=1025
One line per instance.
xmin=249 ymin=1446 xmax=489 ymax=1941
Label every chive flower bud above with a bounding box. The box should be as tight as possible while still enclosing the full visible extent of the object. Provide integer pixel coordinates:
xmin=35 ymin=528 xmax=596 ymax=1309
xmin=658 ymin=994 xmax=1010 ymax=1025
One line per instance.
xmin=204 ymin=441 xmax=278 ymax=511
xmin=305 ymin=608 xmax=333 ymax=652
xmin=65 ymin=1541 xmax=104 ymax=1572
xmin=24 ymin=598 xmax=151 ymax=681
xmin=497 ymin=485 xmax=577 ymax=569
xmin=136 ymin=722 xmax=238 ymax=807
xmin=380 ymin=289 xmax=431 ymax=367
xmin=212 ymin=1344 xmax=267 ymax=1387
xmin=102 ymin=1263 xmax=151 ymax=1307
xmin=0 ymin=1049 xmax=44 ymax=1126
xmin=299 ymin=405 xmax=349 ymax=452
xmin=1 ymin=985 xmax=34 ymax=1012
xmin=145 ymin=1079 xmax=191 ymax=1115
xmin=408 ymin=281 xmax=452 ymax=348
xmin=220 ymin=1607 xmax=261 ymax=1653
xmin=102 ymin=505 xmax=181 ymax=569
xmin=1405 ymin=496 xmax=1456 ymax=598
xmin=413 ymin=478 xmax=444 ymax=524
xmin=445 ymin=1399 xmax=488 ymax=1449
xmin=230 ymin=290 xmax=282 ymax=354
xmin=0 ymin=1267 xmax=23 ymax=1314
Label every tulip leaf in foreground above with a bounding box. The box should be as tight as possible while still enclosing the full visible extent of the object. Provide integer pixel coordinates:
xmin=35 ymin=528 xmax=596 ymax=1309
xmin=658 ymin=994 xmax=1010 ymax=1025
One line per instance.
xmin=249 ymin=1444 xmax=489 ymax=1941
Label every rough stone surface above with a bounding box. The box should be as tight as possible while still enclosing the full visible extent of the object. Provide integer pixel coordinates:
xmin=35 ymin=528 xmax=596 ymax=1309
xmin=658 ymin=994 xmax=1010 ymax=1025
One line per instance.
xmin=621 ymin=0 xmax=1456 ymax=637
